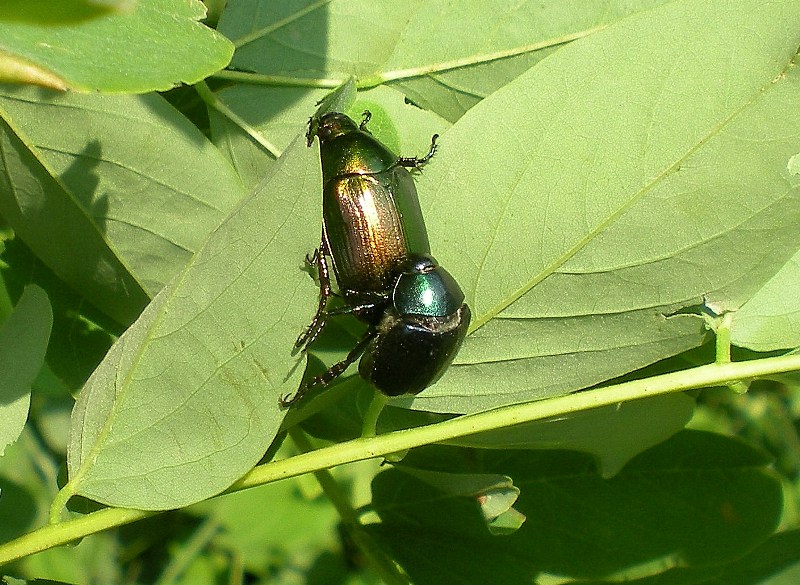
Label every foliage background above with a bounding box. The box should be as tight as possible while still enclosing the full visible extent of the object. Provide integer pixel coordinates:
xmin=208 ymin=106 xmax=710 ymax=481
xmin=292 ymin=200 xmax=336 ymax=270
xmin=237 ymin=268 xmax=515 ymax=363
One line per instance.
xmin=1 ymin=0 xmax=800 ymax=584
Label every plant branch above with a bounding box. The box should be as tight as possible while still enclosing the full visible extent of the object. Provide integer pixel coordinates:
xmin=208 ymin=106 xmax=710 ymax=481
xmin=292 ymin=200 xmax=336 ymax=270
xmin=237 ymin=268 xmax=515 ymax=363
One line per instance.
xmin=2 ymin=352 xmax=799 ymax=565
xmin=193 ymin=81 xmax=281 ymax=157
xmin=213 ymin=26 xmax=607 ymax=89
xmin=290 ymin=428 xmax=407 ymax=585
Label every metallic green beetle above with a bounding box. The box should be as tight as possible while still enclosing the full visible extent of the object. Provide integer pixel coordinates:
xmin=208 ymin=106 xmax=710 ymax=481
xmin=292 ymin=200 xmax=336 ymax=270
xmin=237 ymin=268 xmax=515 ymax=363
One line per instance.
xmin=281 ymin=111 xmax=470 ymax=406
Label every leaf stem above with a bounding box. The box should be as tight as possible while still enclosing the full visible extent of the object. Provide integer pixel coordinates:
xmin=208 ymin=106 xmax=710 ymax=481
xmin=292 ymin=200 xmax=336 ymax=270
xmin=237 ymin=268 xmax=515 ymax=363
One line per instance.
xmin=289 ymin=428 xmax=407 ymax=585
xmin=2 ymin=353 xmax=799 ymax=565
xmin=359 ymin=26 xmax=607 ymax=88
xmin=362 ymin=392 xmax=388 ymax=438
xmin=193 ymin=81 xmax=281 ymax=157
xmin=214 ymin=26 xmax=607 ymax=89
xmin=709 ymin=311 xmax=749 ymax=393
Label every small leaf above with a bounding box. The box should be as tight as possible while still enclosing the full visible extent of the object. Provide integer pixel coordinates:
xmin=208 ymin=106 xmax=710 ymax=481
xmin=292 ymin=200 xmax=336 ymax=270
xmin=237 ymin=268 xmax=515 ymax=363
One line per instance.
xmin=65 ymin=135 xmax=320 ymax=510
xmin=0 ymin=86 xmax=247 ymax=323
xmin=369 ymin=431 xmax=783 ymax=582
xmin=0 ymin=285 xmax=52 ymax=455
xmin=0 ymin=0 xmax=232 ymax=93
xmin=732 ymin=251 xmax=800 ymax=351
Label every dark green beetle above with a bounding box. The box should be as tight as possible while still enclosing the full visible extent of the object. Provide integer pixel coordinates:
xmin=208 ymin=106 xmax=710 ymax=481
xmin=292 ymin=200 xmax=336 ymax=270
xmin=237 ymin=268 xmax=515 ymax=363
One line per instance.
xmin=281 ymin=111 xmax=470 ymax=406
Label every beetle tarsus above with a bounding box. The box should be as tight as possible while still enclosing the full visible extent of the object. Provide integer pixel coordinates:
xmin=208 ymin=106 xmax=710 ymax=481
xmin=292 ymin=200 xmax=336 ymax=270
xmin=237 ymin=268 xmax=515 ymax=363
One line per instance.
xmin=281 ymin=331 xmax=376 ymax=408
xmin=359 ymin=110 xmax=372 ymax=131
xmin=397 ymin=134 xmax=438 ymax=170
xmin=295 ymin=245 xmax=334 ymax=350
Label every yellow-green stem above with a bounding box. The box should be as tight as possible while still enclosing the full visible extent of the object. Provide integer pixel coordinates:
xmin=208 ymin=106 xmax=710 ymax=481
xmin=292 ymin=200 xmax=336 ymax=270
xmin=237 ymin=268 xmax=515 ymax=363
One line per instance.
xmin=2 ymin=353 xmax=799 ymax=566
xmin=290 ymin=428 xmax=407 ymax=585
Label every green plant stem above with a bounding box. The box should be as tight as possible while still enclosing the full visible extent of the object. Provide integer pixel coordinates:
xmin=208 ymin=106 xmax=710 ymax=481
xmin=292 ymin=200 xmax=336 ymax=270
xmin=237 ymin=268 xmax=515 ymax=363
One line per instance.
xmin=2 ymin=352 xmax=799 ymax=566
xmin=154 ymin=517 xmax=222 ymax=585
xmin=362 ymin=392 xmax=388 ymax=438
xmin=289 ymin=428 xmax=407 ymax=585
xmin=0 ymin=507 xmax=154 ymax=566
xmin=215 ymin=26 xmax=606 ymax=90
xmin=712 ymin=312 xmax=749 ymax=394
xmin=714 ymin=312 xmax=735 ymax=364
xmin=193 ymin=81 xmax=281 ymax=157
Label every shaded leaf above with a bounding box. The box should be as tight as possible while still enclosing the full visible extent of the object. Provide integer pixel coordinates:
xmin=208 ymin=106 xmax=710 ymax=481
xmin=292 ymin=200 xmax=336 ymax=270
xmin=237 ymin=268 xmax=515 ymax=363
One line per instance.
xmin=369 ymin=431 xmax=783 ymax=583
xmin=65 ymin=135 xmax=321 ymax=509
xmin=451 ymin=393 xmax=695 ymax=476
xmin=0 ymin=0 xmax=129 ymax=25
xmin=0 ymin=0 xmax=232 ymax=93
xmin=0 ymin=235 xmax=117 ymax=389
xmin=572 ymin=529 xmax=800 ymax=585
xmin=0 ymin=285 xmax=52 ymax=455
xmin=0 ymin=86 xmax=246 ymax=324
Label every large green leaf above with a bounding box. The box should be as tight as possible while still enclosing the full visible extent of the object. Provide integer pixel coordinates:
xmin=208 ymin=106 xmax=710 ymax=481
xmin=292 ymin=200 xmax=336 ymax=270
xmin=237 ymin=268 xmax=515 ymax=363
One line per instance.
xmin=0 ymin=285 xmax=52 ymax=455
xmin=404 ymin=0 xmax=800 ymax=412
xmin=569 ymin=530 xmax=800 ymax=585
xmin=0 ymin=0 xmax=127 ymax=25
xmin=369 ymin=431 xmax=783 ymax=583
xmin=65 ymin=135 xmax=320 ymax=509
xmin=0 ymin=0 xmax=232 ymax=92
xmin=0 ymin=86 xmax=247 ymax=324
xmin=217 ymin=0 xmax=670 ymax=123
xmin=210 ymin=1 xmax=668 ymax=186
xmin=732 ymin=250 xmax=800 ymax=351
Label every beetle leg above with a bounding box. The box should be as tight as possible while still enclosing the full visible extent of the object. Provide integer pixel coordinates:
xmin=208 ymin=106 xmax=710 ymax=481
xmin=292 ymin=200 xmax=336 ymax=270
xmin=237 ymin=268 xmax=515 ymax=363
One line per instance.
xmin=396 ymin=134 xmax=439 ymax=170
xmin=359 ymin=110 xmax=372 ymax=131
xmin=280 ymin=329 xmax=377 ymax=407
xmin=295 ymin=246 xmax=334 ymax=350
xmin=326 ymin=302 xmax=383 ymax=318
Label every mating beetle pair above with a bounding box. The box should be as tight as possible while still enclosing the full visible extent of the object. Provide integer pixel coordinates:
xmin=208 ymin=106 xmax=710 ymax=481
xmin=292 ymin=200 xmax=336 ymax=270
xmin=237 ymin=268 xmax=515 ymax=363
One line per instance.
xmin=281 ymin=110 xmax=470 ymax=407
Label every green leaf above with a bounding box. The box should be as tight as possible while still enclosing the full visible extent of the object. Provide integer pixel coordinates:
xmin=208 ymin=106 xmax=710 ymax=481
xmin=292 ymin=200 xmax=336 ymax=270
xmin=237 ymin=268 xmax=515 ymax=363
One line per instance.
xmin=0 ymin=0 xmax=128 ymax=25
xmin=0 ymin=86 xmax=247 ymax=324
xmin=390 ymin=0 xmax=673 ymax=122
xmin=0 ymin=285 xmax=52 ymax=455
xmin=65 ymin=135 xmax=321 ymax=510
xmin=369 ymin=431 xmax=783 ymax=583
xmin=451 ymin=393 xmax=695 ymax=477
xmin=405 ymin=0 xmax=800 ymax=412
xmin=217 ymin=1 xmax=670 ymax=122
xmin=732 ymin=250 xmax=800 ymax=351
xmin=0 ymin=0 xmax=232 ymax=93
xmin=1 ymin=235 xmax=118 ymax=390
xmin=571 ymin=529 xmax=800 ymax=585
